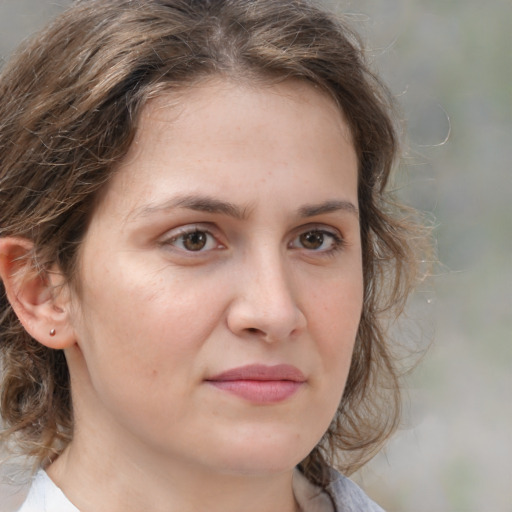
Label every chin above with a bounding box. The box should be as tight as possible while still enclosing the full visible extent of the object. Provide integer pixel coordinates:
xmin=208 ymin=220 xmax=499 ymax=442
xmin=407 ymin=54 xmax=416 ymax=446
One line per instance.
xmin=205 ymin=427 xmax=318 ymax=476
xmin=216 ymin=453 xmax=304 ymax=477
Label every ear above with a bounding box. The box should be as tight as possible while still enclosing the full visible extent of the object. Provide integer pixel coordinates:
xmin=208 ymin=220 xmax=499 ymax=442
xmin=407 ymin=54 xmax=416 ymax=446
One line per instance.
xmin=0 ymin=237 xmax=76 ymax=349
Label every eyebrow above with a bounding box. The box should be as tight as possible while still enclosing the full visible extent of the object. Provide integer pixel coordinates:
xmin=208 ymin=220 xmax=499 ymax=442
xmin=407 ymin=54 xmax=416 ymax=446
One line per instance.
xmin=135 ymin=194 xmax=250 ymax=220
xmin=298 ymin=199 xmax=359 ymax=219
xmin=134 ymin=195 xmax=358 ymax=221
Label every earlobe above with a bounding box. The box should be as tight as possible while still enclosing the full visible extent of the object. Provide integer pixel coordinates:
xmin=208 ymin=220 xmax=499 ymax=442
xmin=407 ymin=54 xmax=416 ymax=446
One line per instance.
xmin=0 ymin=237 xmax=76 ymax=349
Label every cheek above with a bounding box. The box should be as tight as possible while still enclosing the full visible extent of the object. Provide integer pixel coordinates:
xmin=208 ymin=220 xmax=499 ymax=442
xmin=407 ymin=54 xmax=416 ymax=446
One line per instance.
xmin=296 ymin=277 xmax=363 ymax=446
xmin=305 ymin=272 xmax=363 ymax=403
xmin=72 ymin=264 xmax=227 ymax=378
xmin=311 ymin=276 xmax=363 ymax=345
xmin=68 ymin=277 xmax=218 ymax=429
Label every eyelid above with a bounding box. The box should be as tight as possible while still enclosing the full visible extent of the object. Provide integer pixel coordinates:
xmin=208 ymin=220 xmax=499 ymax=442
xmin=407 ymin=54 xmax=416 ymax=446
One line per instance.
xmin=288 ymin=224 xmax=346 ymax=253
xmin=159 ymin=223 xmax=225 ymax=251
xmin=157 ymin=222 xmax=346 ymax=256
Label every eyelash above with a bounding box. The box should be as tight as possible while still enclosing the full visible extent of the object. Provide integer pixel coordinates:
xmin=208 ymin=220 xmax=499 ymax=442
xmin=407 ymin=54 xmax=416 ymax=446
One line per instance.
xmin=160 ymin=225 xmax=345 ymax=255
xmin=161 ymin=226 xmax=222 ymax=253
xmin=288 ymin=229 xmax=345 ymax=255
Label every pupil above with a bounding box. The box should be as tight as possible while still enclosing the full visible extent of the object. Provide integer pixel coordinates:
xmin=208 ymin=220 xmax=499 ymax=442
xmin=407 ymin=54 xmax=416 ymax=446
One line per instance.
xmin=184 ymin=231 xmax=207 ymax=251
xmin=301 ymin=231 xmax=323 ymax=249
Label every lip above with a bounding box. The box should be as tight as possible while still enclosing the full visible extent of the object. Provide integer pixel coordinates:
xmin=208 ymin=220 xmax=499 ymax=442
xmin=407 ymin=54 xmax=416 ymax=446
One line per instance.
xmin=206 ymin=364 xmax=306 ymax=404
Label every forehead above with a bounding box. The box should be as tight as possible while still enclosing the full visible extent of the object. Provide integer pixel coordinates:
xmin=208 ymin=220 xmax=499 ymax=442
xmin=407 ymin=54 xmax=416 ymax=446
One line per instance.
xmin=94 ymin=78 xmax=358 ymax=222
xmin=137 ymin=77 xmax=352 ymax=149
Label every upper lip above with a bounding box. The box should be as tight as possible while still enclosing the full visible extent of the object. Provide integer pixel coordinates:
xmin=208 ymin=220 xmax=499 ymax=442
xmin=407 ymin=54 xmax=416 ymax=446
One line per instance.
xmin=207 ymin=364 xmax=306 ymax=382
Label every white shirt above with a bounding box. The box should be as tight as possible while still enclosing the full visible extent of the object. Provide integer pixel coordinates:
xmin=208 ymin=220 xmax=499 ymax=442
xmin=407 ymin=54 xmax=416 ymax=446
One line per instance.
xmin=17 ymin=469 xmax=334 ymax=512
xmin=16 ymin=471 xmax=79 ymax=512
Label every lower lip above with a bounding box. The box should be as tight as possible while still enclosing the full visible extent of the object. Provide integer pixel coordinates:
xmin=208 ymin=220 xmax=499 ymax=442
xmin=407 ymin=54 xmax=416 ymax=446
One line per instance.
xmin=208 ymin=380 xmax=303 ymax=404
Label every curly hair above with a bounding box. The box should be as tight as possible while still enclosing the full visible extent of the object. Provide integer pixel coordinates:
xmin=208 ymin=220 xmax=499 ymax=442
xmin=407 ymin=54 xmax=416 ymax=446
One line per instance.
xmin=0 ymin=0 xmax=428 ymax=487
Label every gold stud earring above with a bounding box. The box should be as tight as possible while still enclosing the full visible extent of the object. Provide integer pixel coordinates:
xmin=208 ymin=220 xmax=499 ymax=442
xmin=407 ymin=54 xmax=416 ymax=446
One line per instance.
xmin=49 ymin=329 xmax=56 ymax=336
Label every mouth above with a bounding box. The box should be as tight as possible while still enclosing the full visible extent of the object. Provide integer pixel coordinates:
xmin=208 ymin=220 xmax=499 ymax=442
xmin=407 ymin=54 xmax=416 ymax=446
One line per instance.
xmin=206 ymin=364 xmax=306 ymax=404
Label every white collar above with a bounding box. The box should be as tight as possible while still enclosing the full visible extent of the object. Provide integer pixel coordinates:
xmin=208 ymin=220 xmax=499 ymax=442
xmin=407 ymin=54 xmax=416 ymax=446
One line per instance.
xmin=17 ymin=470 xmax=79 ymax=512
xmin=18 ymin=468 xmax=334 ymax=512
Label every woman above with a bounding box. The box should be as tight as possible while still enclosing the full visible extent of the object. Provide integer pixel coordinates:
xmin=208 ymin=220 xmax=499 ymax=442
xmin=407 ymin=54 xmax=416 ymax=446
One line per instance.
xmin=0 ymin=1 xmax=427 ymax=511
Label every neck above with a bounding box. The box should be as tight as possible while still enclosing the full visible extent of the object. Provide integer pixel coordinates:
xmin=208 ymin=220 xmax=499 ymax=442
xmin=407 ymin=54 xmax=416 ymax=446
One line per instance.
xmin=47 ymin=435 xmax=299 ymax=512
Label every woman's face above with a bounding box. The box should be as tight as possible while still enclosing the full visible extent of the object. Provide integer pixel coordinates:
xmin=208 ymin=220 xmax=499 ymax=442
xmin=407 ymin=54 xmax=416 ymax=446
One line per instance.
xmin=65 ymin=79 xmax=363 ymax=475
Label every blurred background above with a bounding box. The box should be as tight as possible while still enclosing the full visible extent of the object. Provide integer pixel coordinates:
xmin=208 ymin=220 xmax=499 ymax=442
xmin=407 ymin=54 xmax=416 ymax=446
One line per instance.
xmin=1 ymin=0 xmax=511 ymax=511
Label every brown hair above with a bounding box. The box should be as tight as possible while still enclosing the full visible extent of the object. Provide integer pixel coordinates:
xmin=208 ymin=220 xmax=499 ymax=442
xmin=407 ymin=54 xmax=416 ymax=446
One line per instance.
xmin=0 ymin=0 xmax=428 ymax=486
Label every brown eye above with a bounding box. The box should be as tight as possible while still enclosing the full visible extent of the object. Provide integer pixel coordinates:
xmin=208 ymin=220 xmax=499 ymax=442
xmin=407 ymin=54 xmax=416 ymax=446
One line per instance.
xmin=299 ymin=231 xmax=325 ymax=250
xmin=182 ymin=231 xmax=208 ymax=251
xmin=290 ymin=229 xmax=342 ymax=253
xmin=167 ymin=229 xmax=218 ymax=252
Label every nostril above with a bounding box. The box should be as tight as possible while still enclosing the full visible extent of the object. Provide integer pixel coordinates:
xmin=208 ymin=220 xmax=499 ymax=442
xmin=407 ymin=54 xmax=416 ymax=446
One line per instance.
xmin=244 ymin=326 xmax=276 ymax=340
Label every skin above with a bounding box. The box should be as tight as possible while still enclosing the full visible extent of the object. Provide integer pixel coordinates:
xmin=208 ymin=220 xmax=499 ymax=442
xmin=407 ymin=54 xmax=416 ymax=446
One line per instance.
xmin=1 ymin=79 xmax=363 ymax=512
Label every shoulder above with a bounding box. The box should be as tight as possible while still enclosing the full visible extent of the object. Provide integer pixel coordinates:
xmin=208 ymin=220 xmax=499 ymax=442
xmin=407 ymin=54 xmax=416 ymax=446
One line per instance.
xmin=294 ymin=466 xmax=386 ymax=512
xmin=16 ymin=470 xmax=79 ymax=512
xmin=326 ymin=469 xmax=386 ymax=512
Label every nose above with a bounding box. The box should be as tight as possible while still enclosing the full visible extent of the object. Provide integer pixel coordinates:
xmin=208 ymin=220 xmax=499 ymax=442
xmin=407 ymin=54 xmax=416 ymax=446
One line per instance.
xmin=226 ymin=250 xmax=307 ymax=343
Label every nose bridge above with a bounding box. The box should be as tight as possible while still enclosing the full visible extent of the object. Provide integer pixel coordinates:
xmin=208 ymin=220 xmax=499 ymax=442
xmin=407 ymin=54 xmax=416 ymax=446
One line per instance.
xmin=228 ymin=240 xmax=306 ymax=341
xmin=251 ymin=243 xmax=293 ymax=307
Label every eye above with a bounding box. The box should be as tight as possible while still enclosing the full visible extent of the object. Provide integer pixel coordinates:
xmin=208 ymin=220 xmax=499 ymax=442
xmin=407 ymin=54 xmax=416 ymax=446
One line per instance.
xmin=166 ymin=228 xmax=220 ymax=252
xmin=289 ymin=229 xmax=343 ymax=252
